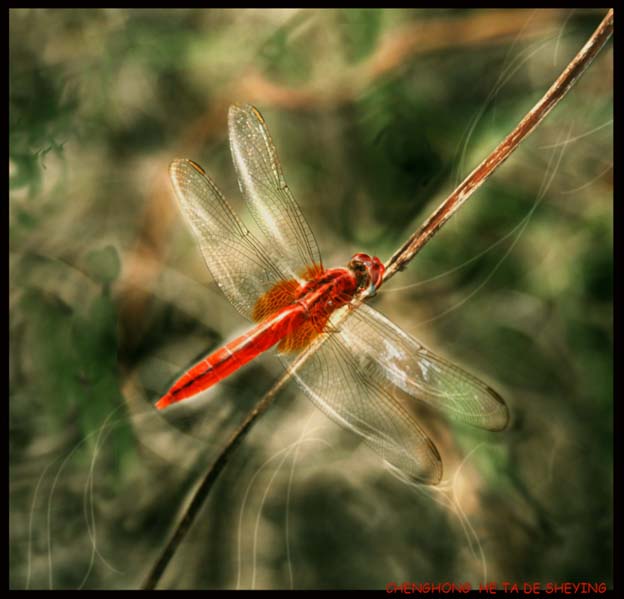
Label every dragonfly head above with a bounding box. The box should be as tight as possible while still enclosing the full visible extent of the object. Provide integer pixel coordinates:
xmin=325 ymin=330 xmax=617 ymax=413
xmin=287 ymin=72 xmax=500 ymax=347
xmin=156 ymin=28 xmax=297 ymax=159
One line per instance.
xmin=348 ymin=253 xmax=385 ymax=297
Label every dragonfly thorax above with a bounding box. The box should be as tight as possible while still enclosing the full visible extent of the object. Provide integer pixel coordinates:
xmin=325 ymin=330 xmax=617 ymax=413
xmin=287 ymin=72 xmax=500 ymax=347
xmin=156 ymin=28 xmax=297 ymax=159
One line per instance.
xmin=348 ymin=253 xmax=385 ymax=297
xmin=295 ymin=268 xmax=358 ymax=315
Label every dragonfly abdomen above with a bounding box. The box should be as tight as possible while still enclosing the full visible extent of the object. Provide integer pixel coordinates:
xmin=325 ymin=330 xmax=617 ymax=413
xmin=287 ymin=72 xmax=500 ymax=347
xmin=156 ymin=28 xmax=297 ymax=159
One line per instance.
xmin=156 ymin=270 xmax=358 ymax=409
xmin=156 ymin=305 xmax=307 ymax=409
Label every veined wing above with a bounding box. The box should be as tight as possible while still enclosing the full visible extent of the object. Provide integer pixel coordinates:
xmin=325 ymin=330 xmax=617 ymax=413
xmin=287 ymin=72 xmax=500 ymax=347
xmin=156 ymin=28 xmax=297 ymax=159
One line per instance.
xmin=169 ymin=159 xmax=288 ymax=320
xmin=228 ymin=104 xmax=323 ymax=280
xmin=280 ymin=308 xmax=443 ymax=484
xmin=340 ymin=304 xmax=509 ymax=432
xmin=279 ymin=302 xmax=508 ymax=483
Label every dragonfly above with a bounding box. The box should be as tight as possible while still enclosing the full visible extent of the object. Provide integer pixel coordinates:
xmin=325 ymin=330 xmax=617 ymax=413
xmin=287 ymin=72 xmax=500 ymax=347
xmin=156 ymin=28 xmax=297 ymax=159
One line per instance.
xmin=156 ymin=104 xmax=509 ymax=484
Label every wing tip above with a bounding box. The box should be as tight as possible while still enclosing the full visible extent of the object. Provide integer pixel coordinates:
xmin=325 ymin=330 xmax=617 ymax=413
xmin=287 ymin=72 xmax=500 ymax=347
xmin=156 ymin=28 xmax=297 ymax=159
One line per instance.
xmin=169 ymin=158 xmax=182 ymax=173
xmin=424 ymin=437 xmax=444 ymax=485
xmin=228 ymin=103 xmax=263 ymax=124
xmin=485 ymin=385 xmax=510 ymax=431
xmin=385 ymin=455 xmax=443 ymax=486
xmin=169 ymin=158 xmax=205 ymax=176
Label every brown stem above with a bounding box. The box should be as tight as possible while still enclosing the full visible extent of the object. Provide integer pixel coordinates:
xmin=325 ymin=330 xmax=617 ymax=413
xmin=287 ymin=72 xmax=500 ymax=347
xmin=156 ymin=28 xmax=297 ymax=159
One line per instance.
xmin=141 ymin=341 xmax=322 ymax=590
xmin=141 ymin=375 xmax=286 ymax=590
xmin=141 ymin=9 xmax=613 ymax=590
xmin=382 ymin=8 xmax=613 ymax=283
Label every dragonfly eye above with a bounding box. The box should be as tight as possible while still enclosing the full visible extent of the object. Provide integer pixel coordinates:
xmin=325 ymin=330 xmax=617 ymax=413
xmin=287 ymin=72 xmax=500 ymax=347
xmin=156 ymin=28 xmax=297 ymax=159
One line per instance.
xmin=348 ymin=258 xmax=363 ymax=271
xmin=349 ymin=261 xmax=366 ymax=276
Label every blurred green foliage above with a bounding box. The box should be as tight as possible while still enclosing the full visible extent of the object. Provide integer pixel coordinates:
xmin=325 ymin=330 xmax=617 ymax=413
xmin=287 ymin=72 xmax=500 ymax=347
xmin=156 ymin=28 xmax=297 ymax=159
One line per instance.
xmin=10 ymin=8 xmax=611 ymax=590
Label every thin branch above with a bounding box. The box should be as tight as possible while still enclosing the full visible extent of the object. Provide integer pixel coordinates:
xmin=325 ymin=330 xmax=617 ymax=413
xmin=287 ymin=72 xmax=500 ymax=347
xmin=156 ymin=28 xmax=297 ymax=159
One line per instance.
xmin=141 ymin=339 xmax=325 ymax=590
xmin=141 ymin=381 xmax=282 ymax=590
xmin=141 ymin=9 xmax=613 ymax=590
xmin=382 ymin=8 xmax=613 ymax=283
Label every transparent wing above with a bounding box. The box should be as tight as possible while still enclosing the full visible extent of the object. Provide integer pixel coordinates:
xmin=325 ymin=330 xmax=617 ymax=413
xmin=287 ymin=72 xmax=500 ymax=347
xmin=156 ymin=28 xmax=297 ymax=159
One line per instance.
xmin=279 ymin=302 xmax=508 ymax=483
xmin=280 ymin=308 xmax=444 ymax=484
xmin=340 ymin=304 xmax=510 ymax=432
xmin=228 ymin=104 xmax=323 ymax=280
xmin=169 ymin=158 xmax=288 ymax=320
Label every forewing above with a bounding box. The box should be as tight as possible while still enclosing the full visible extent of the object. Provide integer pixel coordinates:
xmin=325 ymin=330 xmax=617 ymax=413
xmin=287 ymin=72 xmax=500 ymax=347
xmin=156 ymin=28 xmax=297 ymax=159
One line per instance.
xmin=280 ymin=308 xmax=443 ymax=484
xmin=228 ymin=104 xmax=323 ymax=279
xmin=169 ymin=159 xmax=288 ymax=320
xmin=344 ymin=304 xmax=510 ymax=431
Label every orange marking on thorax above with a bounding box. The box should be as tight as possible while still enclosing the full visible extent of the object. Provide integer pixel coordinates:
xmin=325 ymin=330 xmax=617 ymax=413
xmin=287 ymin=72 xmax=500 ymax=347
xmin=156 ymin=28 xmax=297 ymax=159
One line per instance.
xmin=278 ymin=265 xmax=357 ymax=351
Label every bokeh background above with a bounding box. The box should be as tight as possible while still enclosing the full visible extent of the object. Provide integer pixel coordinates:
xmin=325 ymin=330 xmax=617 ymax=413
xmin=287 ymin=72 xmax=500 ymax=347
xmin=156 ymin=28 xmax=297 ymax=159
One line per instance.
xmin=9 ymin=9 xmax=612 ymax=590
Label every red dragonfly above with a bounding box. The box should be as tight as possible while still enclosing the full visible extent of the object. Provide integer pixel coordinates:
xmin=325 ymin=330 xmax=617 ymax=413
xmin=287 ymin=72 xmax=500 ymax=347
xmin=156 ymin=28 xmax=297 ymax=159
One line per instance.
xmin=156 ymin=104 xmax=508 ymax=484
